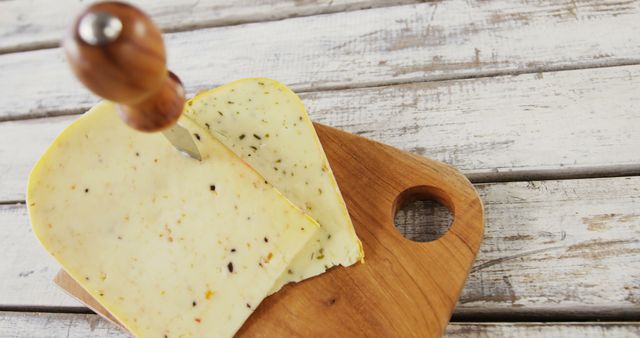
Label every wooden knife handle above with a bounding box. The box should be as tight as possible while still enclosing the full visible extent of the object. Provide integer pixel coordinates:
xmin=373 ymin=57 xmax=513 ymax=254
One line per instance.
xmin=62 ymin=1 xmax=184 ymax=132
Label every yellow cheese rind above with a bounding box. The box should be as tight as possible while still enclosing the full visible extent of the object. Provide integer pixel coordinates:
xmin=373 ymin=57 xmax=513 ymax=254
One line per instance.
xmin=185 ymin=78 xmax=364 ymax=292
xmin=27 ymin=102 xmax=319 ymax=338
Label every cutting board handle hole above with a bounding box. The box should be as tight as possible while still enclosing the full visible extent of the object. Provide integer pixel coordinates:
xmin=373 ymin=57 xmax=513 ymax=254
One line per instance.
xmin=393 ymin=186 xmax=454 ymax=243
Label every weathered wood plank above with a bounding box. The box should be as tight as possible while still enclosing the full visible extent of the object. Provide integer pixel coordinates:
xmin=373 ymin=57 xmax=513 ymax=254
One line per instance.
xmin=446 ymin=322 xmax=640 ymax=337
xmin=0 ymin=0 xmax=420 ymax=53
xmin=3 ymin=0 xmax=640 ymax=121
xmin=3 ymin=176 xmax=639 ymax=313
xmin=2 ymin=65 xmax=640 ymax=202
xmin=1 ymin=312 xmax=639 ymax=338
xmin=0 ymin=203 xmax=82 ymax=308
xmin=0 ymin=312 xmax=128 ymax=338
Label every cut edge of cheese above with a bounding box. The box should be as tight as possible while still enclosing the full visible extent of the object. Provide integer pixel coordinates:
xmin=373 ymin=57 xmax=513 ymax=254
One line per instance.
xmin=185 ymin=78 xmax=364 ymax=293
xmin=27 ymin=101 xmax=320 ymax=338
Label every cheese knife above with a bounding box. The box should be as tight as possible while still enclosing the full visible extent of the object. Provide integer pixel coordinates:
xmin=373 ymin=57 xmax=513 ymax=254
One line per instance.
xmin=62 ymin=1 xmax=201 ymax=161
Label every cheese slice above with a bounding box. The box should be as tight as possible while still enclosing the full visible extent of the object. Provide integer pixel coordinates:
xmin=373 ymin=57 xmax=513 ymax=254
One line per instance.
xmin=184 ymin=78 xmax=363 ymax=292
xmin=27 ymin=102 xmax=319 ymax=338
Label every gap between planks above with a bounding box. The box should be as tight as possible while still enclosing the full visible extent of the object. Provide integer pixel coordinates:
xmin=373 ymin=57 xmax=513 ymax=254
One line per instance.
xmin=2 ymin=305 xmax=639 ymax=323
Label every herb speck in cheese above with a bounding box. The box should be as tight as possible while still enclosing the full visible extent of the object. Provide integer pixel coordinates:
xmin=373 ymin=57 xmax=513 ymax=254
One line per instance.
xmin=253 ymin=134 xmax=261 ymax=140
xmin=246 ymin=303 xmax=251 ymax=308
xmin=218 ymin=111 xmax=223 ymax=116
xmin=209 ymin=185 xmax=216 ymax=191
xmin=250 ymin=146 xmax=258 ymax=151
xmin=239 ymin=134 xmax=246 ymax=140
xmin=227 ymin=101 xmax=234 ymax=104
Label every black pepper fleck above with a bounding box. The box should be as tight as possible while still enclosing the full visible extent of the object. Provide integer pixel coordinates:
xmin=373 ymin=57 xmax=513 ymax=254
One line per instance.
xmin=231 ymin=248 xmax=236 ymax=253
xmin=192 ymin=301 xmax=197 ymax=307
xmin=194 ymin=133 xmax=201 ymax=141
xmin=210 ymin=185 xmax=216 ymax=191
xmin=264 ymin=237 xmax=269 ymax=243
xmin=227 ymin=262 xmax=234 ymax=273
xmin=246 ymin=303 xmax=251 ymax=308
xmin=85 ymin=188 xmax=89 ymax=193
xmin=250 ymin=146 xmax=258 ymax=151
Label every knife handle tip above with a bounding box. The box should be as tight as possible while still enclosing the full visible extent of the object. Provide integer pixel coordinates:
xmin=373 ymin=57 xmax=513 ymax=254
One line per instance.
xmin=63 ymin=1 xmax=184 ymax=132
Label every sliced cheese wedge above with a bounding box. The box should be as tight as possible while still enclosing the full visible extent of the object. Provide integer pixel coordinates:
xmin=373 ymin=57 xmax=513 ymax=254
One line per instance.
xmin=28 ymin=102 xmax=319 ymax=338
xmin=185 ymin=78 xmax=363 ymax=292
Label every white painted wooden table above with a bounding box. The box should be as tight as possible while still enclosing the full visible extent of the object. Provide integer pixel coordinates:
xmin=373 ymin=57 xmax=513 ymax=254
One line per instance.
xmin=1 ymin=1 xmax=639 ymax=337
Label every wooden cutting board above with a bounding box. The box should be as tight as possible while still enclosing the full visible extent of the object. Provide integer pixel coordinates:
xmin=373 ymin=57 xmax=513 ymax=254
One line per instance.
xmin=55 ymin=122 xmax=484 ymax=337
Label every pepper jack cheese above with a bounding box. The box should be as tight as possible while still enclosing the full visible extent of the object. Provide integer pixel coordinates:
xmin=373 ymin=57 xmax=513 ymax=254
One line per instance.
xmin=27 ymin=102 xmax=320 ymax=338
xmin=185 ymin=78 xmax=363 ymax=292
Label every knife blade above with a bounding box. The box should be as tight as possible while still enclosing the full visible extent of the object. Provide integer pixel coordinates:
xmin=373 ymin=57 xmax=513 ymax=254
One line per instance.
xmin=162 ymin=122 xmax=202 ymax=161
